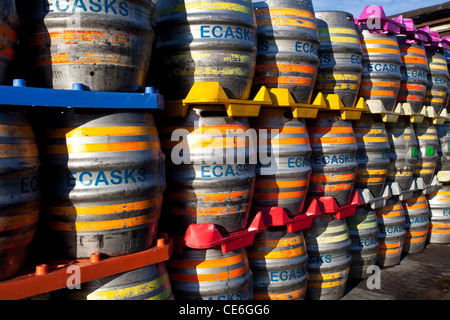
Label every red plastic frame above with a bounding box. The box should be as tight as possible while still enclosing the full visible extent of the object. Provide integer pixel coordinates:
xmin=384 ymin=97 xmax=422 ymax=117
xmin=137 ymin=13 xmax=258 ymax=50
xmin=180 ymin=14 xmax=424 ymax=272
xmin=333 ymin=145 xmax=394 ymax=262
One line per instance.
xmin=0 ymin=234 xmax=173 ymax=300
xmin=174 ymin=191 xmax=364 ymax=254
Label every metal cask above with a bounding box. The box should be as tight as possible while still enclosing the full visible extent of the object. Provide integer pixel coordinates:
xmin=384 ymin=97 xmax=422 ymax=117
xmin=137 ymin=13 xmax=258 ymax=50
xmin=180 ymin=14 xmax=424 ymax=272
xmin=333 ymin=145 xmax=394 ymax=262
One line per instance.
xmin=27 ymin=0 xmax=155 ymax=92
xmin=424 ymin=47 xmax=449 ymax=115
xmin=436 ymin=122 xmax=450 ymax=173
xmin=396 ymin=35 xmax=429 ymax=114
xmin=247 ymin=228 xmax=308 ymax=300
xmin=306 ymin=112 xmax=358 ymax=206
xmin=0 ymin=0 xmax=20 ymax=84
xmin=402 ymin=192 xmax=430 ymax=253
xmin=150 ymin=0 xmax=257 ymax=100
xmin=304 ymin=214 xmax=352 ymax=300
xmin=413 ymin=121 xmax=439 ymax=185
xmin=159 ymin=107 xmax=256 ymax=234
xmin=357 ymin=26 xmax=402 ymax=112
xmin=252 ymin=0 xmax=320 ymax=103
xmin=427 ymin=186 xmax=450 ymax=244
xmin=168 ymin=248 xmax=253 ymax=300
xmin=375 ymin=199 xmax=406 ymax=267
xmin=39 ymin=111 xmax=166 ymax=258
xmin=250 ymin=108 xmax=312 ymax=216
xmin=313 ymin=11 xmax=363 ymax=107
xmin=55 ymin=263 xmax=173 ymax=300
xmin=352 ymin=114 xmax=390 ymax=197
xmin=346 ymin=206 xmax=379 ymax=279
xmin=385 ymin=118 xmax=418 ymax=191
xmin=0 ymin=111 xmax=40 ymax=280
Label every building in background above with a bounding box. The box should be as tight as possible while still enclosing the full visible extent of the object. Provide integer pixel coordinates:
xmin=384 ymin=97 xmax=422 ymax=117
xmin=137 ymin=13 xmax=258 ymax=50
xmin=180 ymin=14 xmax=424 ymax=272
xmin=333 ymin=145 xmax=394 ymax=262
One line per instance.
xmin=391 ymin=2 xmax=450 ymax=37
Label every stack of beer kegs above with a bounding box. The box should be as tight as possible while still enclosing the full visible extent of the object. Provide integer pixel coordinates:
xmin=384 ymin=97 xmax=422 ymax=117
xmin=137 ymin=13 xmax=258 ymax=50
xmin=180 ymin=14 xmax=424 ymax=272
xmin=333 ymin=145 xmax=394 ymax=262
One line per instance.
xmin=0 ymin=0 xmax=173 ymax=300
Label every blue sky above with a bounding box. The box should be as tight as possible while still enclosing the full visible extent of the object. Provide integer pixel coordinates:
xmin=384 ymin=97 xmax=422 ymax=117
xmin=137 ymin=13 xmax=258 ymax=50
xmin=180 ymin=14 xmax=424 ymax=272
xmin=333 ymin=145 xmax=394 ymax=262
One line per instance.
xmin=312 ymin=0 xmax=448 ymax=18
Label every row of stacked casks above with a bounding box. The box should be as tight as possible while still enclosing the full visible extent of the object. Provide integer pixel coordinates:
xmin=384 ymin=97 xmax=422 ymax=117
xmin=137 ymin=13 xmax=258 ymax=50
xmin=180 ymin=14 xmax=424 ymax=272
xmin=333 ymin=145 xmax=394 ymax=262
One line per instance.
xmin=2 ymin=0 xmax=450 ymax=111
xmin=1 ymin=0 xmax=450 ymax=300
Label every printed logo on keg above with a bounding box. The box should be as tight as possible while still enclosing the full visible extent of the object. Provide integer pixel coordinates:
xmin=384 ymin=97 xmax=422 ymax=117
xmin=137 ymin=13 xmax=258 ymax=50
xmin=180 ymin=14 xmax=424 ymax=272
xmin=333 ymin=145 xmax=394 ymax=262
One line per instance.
xmin=44 ymin=0 xmax=130 ymax=17
xmin=170 ymin=122 xmax=293 ymax=174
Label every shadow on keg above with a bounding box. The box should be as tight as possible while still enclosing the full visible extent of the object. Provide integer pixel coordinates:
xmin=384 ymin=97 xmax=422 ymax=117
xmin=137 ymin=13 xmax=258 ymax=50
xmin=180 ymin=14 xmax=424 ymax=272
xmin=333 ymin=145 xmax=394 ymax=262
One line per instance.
xmin=17 ymin=0 xmax=54 ymax=89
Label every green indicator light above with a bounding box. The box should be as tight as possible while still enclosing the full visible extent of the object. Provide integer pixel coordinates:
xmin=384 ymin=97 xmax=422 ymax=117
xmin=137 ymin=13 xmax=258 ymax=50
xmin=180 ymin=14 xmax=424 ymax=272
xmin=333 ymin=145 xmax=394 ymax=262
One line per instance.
xmin=412 ymin=147 xmax=418 ymax=158
xmin=426 ymin=146 xmax=435 ymax=156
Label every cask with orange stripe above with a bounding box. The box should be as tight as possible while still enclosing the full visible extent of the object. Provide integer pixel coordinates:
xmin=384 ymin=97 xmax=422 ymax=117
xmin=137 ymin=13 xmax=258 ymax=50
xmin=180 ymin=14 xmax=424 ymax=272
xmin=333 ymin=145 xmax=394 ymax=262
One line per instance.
xmin=252 ymin=0 xmax=320 ymax=103
xmin=357 ymin=26 xmax=402 ymax=112
xmin=402 ymin=192 xmax=430 ymax=253
xmin=436 ymin=122 xmax=450 ymax=173
xmin=306 ymin=112 xmax=358 ymax=206
xmin=427 ymin=186 xmax=450 ymax=244
xmin=149 ymin=0 xmax=257 ymax=100
xmin=26 ymin=0 xmax=155 ymax=92
xmin=0 ymin=0 xmax=20 ymax=84
xmin=159 ymin=107 xmax=256 ymax=235
xmin=424 ymin=47 xmax=449 ymax=115
xmin=39 ymin=110 xmax=165 ymax=258
xmin=375 ymin=199 xmax=406 ymax=267
xmin=413 ymin=121 xmax=439 ymax=185
xmin=385 ymin=118 xmax=418 ymax=191
xmin=250 ymin=108 xmax=311 ymax=216
xmin=352 ymin=114 xmax=390 ymax=197
xmin=247 ymin=228 xmax=308 ymax=300
xmin=313 ymin=11 xmax=363 ymax=107
xmin=304 ymin=214 xmax=352 ymax=300
xmin=396 ymin=35 xmax=429 ymax=113
xmin=54 ymin=262 xmax=173 ymax=300
xmin=0 ymin=111 xmax=40 ymax=280
xmin=346 ymin=206 xmax=379 ymax=279
xmin=167 ymin=248 xmax=253 ymax=300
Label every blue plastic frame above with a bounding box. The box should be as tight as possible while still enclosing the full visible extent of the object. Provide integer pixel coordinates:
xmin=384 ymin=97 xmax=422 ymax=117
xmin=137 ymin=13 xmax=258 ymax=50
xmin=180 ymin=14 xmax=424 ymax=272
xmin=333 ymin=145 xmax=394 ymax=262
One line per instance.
xmin=0 ymin=79 xmax=164 ymax=110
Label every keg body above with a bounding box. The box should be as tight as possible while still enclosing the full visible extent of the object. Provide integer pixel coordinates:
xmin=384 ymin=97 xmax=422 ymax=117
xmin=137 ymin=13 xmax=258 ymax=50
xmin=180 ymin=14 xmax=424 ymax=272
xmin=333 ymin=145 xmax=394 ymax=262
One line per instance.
xmin=252 ymin=0 xmax=320 ymax=103
xmin=313 ymin=10 xmax=363 ymax=107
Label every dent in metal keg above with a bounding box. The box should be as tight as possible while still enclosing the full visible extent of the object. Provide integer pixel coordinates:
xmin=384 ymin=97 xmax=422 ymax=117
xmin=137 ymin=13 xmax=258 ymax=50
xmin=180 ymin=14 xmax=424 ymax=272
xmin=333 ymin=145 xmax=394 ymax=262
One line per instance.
xmin=375 ymin=199 xmax=406 ymax=267
xmin=247 ymin=228 xmax=308 ymax=300
xmin=346 ymin=206 xmax=379 ymax=279
xmin=150 ymin=0 xmax=257 ymax=100
xmin=427 ymin=186 xmax=450 ymax=244
xmin=396 ymin=35 xmax=429 ymax=114
xmin=352 ymin=114 xmax=390 ymax=198
xmin=0 ymin=111 xmax=40 ymax=280
xmin=306 ymin=112 xmax=358 ymax=206
xmin=158 ymin=107 xmax=256 ymax=235
xmin=402 ymin=192 xmax=430 ymax=253
xmin=413 ymin=120 xmax=439 ymax=185
xmin=424 ymin=47 xmax=449 ymax=115
xmin=304 ymin=214 xmax=352 ymax=300
xmin=27 ymin=0 xmax=155 ymax=92
xmin=0 ymin=0 xmax=20 ymax=84
xmin=250 ymin=108 xmax=312 ymax=217
xmin=313 ymin=10 xmax=363 ymax=107
xmin=53 ymin=263 xmax=173 ymax=300
xmin=357 ymin=26 xmax=402 ymax=112
xmin=252 ymin=0 xmax=320 ymax=103
xmin=385 ymin=117 xmax=418 ymax=191
xmin=168 ymin=248 xmax=253 ymax=300
xmin=39 ymin=110 xmax=166 ymax=258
